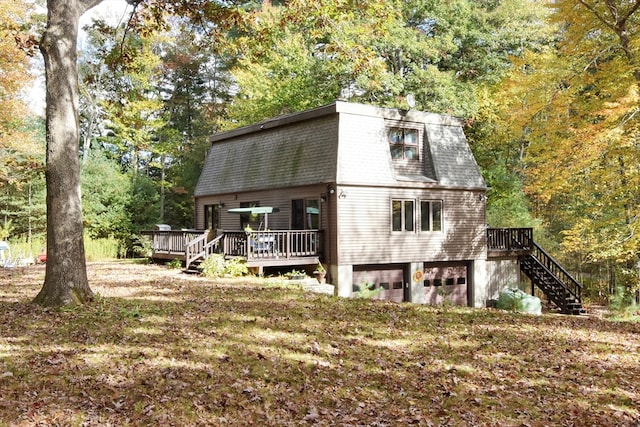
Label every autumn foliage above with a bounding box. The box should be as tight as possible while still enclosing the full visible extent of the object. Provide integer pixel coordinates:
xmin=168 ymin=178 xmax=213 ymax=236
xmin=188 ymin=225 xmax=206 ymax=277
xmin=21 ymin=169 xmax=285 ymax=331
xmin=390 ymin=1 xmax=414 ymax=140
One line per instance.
xmin=0 ymin=1 xmax=40 ymax=187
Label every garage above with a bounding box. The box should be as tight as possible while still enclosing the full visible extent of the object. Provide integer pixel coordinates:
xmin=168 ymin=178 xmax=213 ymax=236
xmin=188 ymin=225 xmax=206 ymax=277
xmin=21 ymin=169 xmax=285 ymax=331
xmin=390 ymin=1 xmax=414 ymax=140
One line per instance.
xmin=423 ymin=261 xmax=469 ymax=306
xmin=352 ymin=265 xmax=406 ymax=302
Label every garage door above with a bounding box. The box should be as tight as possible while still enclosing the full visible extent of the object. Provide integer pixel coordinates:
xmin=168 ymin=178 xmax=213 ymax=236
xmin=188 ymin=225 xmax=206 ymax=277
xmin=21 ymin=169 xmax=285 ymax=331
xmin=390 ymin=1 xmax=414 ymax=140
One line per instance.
xmin=423 ymin=262 xmax=468 ymax=306
xmin=352 ymin=266 xmax=406 ymax=302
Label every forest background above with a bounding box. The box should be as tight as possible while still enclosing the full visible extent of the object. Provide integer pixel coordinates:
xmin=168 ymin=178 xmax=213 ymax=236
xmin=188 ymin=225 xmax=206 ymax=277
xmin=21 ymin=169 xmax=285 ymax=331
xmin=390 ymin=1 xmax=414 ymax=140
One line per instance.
xmin=2 ymin=0 xmax=640 ymax=305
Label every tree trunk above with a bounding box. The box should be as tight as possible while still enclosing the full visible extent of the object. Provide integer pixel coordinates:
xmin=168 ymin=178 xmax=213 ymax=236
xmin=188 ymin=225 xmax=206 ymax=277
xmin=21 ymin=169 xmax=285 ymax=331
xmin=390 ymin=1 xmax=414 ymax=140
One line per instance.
xmin=33 ymin=0 xmax=102 ymax=306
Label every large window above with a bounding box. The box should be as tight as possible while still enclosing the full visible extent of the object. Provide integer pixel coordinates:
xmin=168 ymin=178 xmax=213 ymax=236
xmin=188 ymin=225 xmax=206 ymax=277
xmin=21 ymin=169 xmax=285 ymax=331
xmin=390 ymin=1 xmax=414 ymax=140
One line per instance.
xmin=420 ymin=200 xmax=443 ymax=232
xmin=389 ymin=128 xmax=419 ymax=160
xmin=392 ymin=200 xmax=415 ymax=232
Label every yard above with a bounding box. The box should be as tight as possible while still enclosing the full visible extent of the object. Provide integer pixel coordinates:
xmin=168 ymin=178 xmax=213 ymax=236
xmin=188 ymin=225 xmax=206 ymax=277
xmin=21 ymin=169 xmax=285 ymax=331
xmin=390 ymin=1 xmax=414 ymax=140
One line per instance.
xmin=0 ymin=262 xmax=639 ymax=426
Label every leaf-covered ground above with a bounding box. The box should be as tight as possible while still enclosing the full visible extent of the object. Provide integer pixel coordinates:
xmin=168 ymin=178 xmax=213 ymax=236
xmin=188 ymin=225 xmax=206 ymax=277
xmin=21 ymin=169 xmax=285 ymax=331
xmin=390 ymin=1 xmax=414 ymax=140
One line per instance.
xmin=1 ymin=262 xmax=639 ymax=426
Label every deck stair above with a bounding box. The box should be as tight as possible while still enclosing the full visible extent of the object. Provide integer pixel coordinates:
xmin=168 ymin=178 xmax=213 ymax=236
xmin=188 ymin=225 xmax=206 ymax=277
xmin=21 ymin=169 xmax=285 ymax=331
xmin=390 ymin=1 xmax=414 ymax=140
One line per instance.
xmin=519 ymin=242 xmax=584 ymax=315
xmin=185 ymin=233 xmax=223 ymax=272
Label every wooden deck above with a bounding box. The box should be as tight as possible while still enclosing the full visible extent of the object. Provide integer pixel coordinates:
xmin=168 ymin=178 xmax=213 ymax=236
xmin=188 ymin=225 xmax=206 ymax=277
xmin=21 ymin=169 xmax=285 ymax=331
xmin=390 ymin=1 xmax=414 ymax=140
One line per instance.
xmin=146 ymin=227 xmax=529 ymax=269
xmin=487 ymin=228 xmax=533 ymax=257
xmin=145 ymin=229 xmax=324 ymax=269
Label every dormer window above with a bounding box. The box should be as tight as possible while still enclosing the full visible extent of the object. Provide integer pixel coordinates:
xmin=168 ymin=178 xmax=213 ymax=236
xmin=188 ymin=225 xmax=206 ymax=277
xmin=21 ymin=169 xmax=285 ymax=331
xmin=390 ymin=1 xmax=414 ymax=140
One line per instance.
xmin=389 ymin=128 xmax=419 ymax=160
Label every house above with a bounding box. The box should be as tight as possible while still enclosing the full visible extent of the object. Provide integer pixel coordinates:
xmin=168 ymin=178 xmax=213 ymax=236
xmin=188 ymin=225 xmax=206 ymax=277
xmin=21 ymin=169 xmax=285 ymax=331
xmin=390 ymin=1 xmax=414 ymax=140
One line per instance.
xmin=192 ymin=101 xmax=489 ymax=306
xmin=148 ymin=101 xmax=584 ymax=313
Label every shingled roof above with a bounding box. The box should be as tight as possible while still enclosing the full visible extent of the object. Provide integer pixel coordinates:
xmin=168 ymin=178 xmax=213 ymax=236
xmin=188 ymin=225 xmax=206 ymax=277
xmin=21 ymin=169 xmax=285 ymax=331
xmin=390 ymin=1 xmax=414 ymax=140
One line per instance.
xmin=194 ymin=101 xmax=486 ymax=197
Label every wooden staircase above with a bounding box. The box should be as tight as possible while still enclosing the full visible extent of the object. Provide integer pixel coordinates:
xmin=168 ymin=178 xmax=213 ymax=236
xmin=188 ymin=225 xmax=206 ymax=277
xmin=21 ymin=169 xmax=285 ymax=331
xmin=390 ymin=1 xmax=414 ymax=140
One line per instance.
xmin=519 ymin=242 xmax=584 ymax=315
xmin=185 ymin=233 xmax=223 ymax=273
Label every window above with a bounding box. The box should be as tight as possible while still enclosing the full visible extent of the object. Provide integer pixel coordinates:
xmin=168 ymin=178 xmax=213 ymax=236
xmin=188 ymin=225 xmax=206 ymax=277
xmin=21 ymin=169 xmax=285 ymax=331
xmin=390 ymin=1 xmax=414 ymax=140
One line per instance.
xmin=291 ymin=198 xmax=320 ymax=229
xmin=389 ymin=128 xmax=419 ymax=160
xmin=392 ymin=200 xmax=415 ymax=232
xmin=420 ymin=200 xmax=443 ymax=232
xmin=204 ymin=204 xmax=221 ymax=230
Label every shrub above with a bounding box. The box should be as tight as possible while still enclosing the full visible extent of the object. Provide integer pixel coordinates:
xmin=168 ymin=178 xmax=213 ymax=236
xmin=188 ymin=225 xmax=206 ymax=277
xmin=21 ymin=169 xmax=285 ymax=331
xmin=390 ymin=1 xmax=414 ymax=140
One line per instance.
xmin=353 ymin=281 xmax=381 ymax=299
xmin=167 ymin=259 xmax=183 ymax=269
xmin=201 ymin=254 xmax=248 ymax=278
xmin=284 ymin=269 xmax=306 ymax=279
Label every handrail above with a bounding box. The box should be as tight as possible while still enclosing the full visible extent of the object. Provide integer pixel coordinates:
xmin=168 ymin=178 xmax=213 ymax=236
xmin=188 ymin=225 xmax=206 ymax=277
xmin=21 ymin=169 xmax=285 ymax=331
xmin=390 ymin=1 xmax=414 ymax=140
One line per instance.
xmin=487 ymin=228 xmax=533 ymax=251
xmin=186 ymin=232 xmax=223 ymax=269
xmin=145 ymin=230 xmax=204 ymax=254
xmin=185 ymin=233 xmax=207 ymax=269
xmin=531 ymin=241 xmax=582 ymax=303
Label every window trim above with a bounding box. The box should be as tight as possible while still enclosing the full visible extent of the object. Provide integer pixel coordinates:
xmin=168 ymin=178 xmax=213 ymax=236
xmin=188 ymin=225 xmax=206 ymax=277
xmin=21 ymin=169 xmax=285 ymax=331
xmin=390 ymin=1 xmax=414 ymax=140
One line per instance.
xmin=388 ymin=127 xmax=420 ymax=160
xmin=391 ymin=199 xmax=416 ymax=232
xmin=420 ymin=199 xmax=443 ymax=232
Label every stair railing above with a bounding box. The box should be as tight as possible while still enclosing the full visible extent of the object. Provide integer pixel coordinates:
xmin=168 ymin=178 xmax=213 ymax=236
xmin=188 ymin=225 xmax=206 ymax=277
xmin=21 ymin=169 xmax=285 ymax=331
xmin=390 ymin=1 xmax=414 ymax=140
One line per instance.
xmin=530 ymin=242 xmax=582 ymax=304
xmin=186 ymin=232 xmax=223 ymax=270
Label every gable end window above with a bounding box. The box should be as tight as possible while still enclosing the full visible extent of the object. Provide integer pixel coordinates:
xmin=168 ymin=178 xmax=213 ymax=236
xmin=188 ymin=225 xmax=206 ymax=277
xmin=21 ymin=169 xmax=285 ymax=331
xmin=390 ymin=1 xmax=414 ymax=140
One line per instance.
xmin=389 ymin=128 xmax=419 ymax=160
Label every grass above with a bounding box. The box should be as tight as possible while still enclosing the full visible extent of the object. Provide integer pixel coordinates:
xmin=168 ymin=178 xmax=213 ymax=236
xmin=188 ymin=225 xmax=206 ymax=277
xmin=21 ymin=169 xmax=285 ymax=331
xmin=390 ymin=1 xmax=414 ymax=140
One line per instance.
xmin=1 ymin=262 xmax=639 ymax=426
xmin=5 ymin=235 xmax=120 ymax=263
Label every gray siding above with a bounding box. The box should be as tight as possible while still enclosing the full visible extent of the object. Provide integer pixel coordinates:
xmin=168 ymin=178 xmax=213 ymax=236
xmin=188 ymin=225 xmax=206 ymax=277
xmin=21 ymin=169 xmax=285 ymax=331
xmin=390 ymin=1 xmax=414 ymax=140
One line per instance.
xmin=196 ymin=185 xmax=329 ymax=232
xmin=335 ymin=185 xmax=486 ymax=265
xmin=486 ymin=257 xmax=520 ymax=300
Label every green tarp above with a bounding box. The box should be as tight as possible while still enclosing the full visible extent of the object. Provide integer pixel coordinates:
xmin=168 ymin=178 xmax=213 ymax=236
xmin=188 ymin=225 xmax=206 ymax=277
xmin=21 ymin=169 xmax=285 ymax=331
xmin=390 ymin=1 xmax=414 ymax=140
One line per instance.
xmin=496 ymin=288 xmax=542 ymax=315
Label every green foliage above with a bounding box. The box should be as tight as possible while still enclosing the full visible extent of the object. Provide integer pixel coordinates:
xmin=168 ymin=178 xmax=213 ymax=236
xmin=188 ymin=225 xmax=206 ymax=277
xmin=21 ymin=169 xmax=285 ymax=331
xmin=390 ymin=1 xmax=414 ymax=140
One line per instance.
xmin=472 ymin=0 xmax=640 ymax=300
xmin=0 ymin=220 xmax=13 ymax=241
xmin=284 ymin=269 xmax=307 ymax=279
xmin=353 ymin=281 xmax=382 ymax=299
xmin=81 ymin=153 xmax=132 ymax=240
xmin=83 ymin=236 xmax=119 ymax=261
xmin=167 ymin=259 xmax=183 ymax=269
xmin=200 ymin=254 xmax=248 ymax=278
xmin=608 ymin=286 xmax=640 ymax=322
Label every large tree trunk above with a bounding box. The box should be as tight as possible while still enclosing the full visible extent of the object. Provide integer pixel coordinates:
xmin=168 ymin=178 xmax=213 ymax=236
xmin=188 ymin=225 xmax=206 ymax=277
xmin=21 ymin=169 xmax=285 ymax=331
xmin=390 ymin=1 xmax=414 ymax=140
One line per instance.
xmin=33 ymin=0 xmax=102 ymax=306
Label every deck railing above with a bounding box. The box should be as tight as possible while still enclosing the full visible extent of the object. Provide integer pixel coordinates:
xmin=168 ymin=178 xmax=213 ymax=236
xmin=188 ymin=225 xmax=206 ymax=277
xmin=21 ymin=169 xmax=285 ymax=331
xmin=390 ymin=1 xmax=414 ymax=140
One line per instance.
xmin=223 ymin=230 xmax=323 ymax=261
xmin=145 ymin=230 xmax=206 ymax=255
xmin=147 ymin=229 xmax=323 ymax=263
xmin=487 ymin=228 xmax=533 ymax=252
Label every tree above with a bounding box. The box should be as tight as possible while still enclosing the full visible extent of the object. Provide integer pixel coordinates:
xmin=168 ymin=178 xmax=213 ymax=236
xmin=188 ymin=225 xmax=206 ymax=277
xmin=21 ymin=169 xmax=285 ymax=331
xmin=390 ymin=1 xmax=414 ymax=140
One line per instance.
xmin=474 ymin=0 xmax=640 ymax=298
xmin=222 ymin=0 xmax=399 ymax=126
xmin=33 ymin=0 xmax=103 ymax=306
xmin=34 ymin=0 xmax=240 ymax=306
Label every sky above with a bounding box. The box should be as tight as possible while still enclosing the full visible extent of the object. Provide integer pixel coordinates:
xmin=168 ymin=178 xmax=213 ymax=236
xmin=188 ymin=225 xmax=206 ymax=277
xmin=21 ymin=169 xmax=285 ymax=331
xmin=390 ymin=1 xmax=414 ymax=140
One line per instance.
xmin=26 ymin=0 xmax=131 ymax=115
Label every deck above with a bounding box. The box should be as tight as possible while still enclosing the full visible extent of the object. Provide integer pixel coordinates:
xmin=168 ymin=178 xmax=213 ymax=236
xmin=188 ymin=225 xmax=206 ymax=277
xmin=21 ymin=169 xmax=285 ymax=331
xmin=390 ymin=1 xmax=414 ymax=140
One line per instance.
xmin=486 ymin=228 xmax=533 ymax=257
xmin=144 ymin=229 xmax=324 ymax=269
xmin=145 ymin=227 xmax=530 ymax=269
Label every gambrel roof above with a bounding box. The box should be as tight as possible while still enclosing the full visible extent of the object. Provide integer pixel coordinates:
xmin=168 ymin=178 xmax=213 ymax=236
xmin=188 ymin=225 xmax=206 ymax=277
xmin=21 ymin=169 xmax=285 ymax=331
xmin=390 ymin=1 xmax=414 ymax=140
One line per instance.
xmin=195 ymin=101 xmax=486 ymax=197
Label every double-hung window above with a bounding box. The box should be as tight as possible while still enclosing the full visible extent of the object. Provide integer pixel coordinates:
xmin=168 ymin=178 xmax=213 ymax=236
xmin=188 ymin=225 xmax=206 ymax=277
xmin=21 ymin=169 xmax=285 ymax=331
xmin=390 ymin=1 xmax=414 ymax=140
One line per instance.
xmin=420 ymin=200 xmax=443 ymax=232
xmin=392 ymin=200 xmax=415 ymax=232
xmin=389 ymin=128 xmax=419 ymax=160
